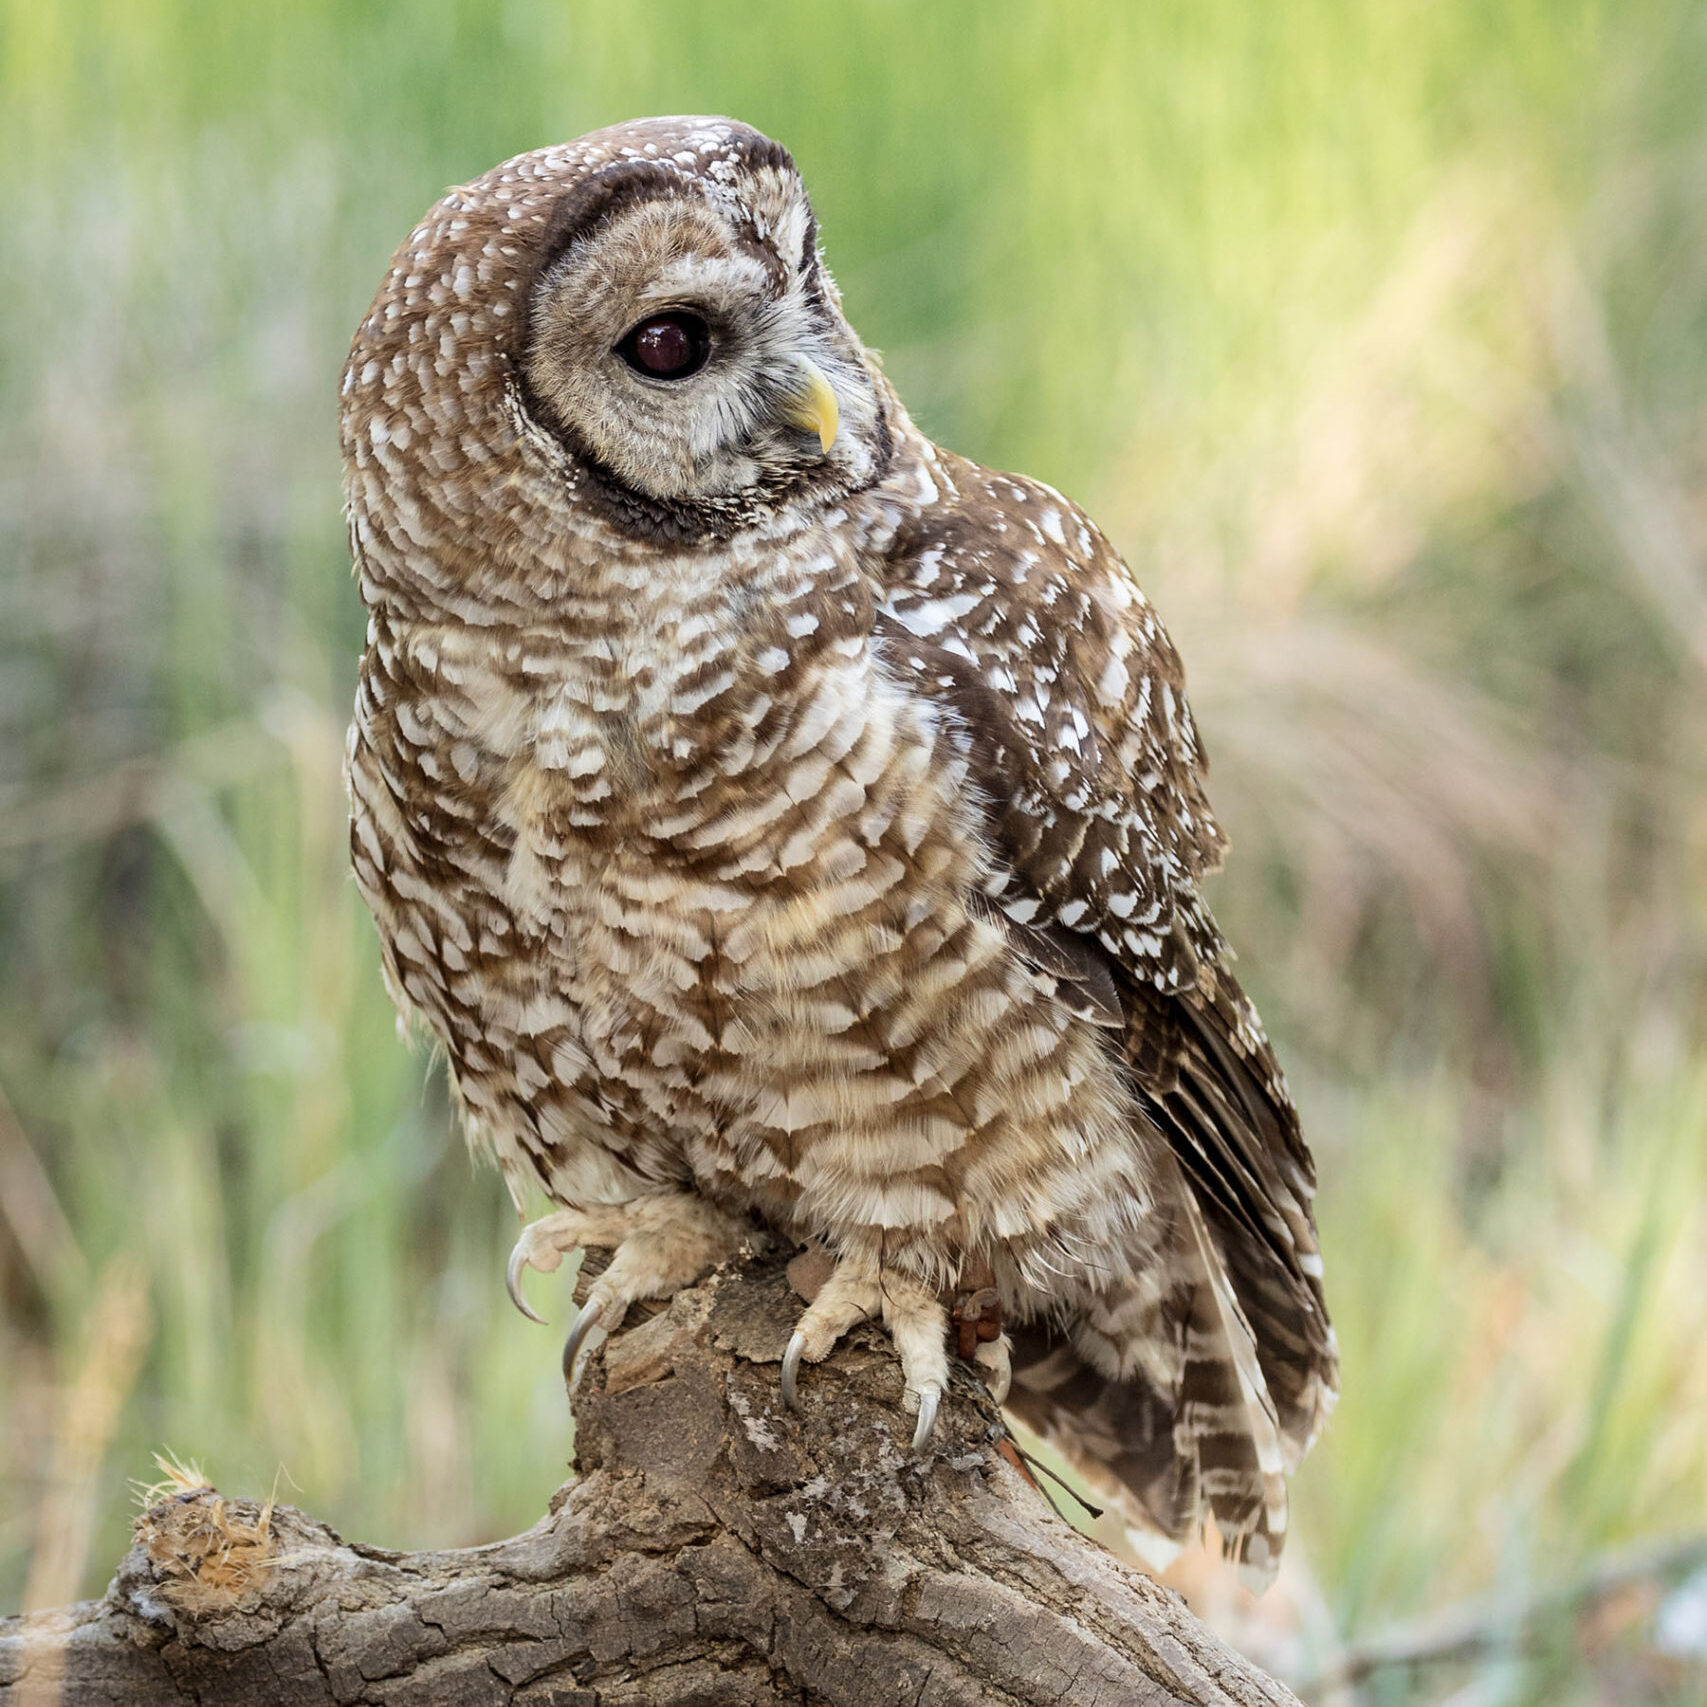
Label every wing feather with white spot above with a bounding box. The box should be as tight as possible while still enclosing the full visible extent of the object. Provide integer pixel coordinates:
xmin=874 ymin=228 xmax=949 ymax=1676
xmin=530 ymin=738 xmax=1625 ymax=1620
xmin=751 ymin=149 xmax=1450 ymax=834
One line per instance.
xmin=876 ymin=453 xmax=1224 ymax=995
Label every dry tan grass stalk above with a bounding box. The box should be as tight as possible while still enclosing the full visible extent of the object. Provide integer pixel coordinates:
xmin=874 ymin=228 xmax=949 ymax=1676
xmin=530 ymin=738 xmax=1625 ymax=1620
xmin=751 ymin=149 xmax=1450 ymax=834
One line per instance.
xmin=21 ymin=1256 xmax=151 ymax=1615
xmin=16 ymin=1255 xmax=153 ymax=1707
xmin=0 ymin=1086 xmax=85 ymax=1299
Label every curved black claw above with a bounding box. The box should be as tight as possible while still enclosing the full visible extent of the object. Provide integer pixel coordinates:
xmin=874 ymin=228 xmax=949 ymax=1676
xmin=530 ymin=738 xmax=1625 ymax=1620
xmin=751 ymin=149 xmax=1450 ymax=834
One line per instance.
xmin=505 ymin=1236 xmax=548 ymax=1325
xmin=781 ymin=1330 xmax=806 ymax=1412
xmin=912 ymin=1386 xmax=941 ymax=1452
xmin=560 ymin=1303 xmax=601 ymax=1383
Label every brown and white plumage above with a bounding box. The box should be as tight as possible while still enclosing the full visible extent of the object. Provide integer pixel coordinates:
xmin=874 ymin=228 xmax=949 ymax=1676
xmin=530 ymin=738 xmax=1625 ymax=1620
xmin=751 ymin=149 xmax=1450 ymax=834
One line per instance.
xmin=341 ymin=115 xmax=1336 ymax=1582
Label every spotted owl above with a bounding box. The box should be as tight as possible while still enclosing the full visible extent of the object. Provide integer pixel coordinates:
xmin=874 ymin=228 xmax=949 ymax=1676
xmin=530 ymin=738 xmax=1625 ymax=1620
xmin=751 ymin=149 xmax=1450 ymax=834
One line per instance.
xmin=340 ymin=116 xmax=1337 ymax=1581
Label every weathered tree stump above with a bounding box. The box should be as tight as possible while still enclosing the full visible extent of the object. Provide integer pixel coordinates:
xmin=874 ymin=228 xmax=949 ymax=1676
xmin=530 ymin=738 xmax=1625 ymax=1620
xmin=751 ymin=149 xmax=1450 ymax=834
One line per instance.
xmin=0 ymin=1257 xmax=1297 ymax=1705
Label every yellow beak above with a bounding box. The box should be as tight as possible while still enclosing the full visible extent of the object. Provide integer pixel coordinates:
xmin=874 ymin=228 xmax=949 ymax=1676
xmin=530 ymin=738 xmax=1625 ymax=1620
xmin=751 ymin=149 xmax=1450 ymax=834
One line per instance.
xmin=780 ymin=357 xmax=839 ymax=454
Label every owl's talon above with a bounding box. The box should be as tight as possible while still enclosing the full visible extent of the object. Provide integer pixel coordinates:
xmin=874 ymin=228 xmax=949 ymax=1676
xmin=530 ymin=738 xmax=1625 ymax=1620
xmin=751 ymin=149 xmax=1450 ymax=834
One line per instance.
xmin=504 ymin=1196 xmax=745 ymax=1373
xmin=781 ymin=1330 xmax=807 ymax=1411
xmin=505 ymin=1207 xmax=599 ymax=1324
xmin=561 ymin=1302 xmax=603 ymax=1383
xmin=506 ymin=1236 xmax=549 ymax=1324
xmin=783 ymin=1253 xmax=952 ymax=1443
xmin=912 ymin=1385 xmax=941 ymax=1452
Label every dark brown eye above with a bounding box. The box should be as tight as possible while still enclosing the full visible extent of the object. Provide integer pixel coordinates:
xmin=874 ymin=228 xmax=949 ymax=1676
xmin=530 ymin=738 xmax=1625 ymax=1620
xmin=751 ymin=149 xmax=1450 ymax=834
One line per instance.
xmin=617 ymin=312 xmax=710 ymax=380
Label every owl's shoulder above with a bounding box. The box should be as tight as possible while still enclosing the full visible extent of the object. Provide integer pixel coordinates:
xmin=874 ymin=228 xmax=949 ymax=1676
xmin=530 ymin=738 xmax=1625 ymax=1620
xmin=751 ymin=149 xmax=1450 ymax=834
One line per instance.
xmin=868 ymin=440 xmax=1227 ymax=989
xmin=880 ymin=447 xmax=1178 ymax=670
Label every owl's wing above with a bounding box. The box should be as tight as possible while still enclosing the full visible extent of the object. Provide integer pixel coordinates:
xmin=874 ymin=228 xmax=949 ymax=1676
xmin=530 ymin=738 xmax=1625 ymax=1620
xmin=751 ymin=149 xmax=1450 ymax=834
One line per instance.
xmin=878 ymin=457 xmax=1226 ymax=993
xmin=876 ymin=450 xmax=1336 ymax=1573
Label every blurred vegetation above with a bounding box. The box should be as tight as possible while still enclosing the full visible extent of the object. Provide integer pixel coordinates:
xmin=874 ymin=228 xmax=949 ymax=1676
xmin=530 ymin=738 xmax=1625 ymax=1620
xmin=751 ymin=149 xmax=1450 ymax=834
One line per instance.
xmin=2 ymin=2 xmax=1705 ymax=1699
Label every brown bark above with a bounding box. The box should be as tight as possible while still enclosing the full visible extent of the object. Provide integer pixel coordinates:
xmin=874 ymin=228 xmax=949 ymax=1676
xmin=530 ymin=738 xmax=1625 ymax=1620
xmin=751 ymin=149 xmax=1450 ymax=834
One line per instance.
xmin=0 ymin=1256 xmax=1297 ymax=1706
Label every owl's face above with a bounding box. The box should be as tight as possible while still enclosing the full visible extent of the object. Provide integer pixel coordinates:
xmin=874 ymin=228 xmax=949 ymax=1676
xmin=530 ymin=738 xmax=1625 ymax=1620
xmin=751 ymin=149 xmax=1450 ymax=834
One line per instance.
xmin=519 ymin=138 xmax=887 ymax=532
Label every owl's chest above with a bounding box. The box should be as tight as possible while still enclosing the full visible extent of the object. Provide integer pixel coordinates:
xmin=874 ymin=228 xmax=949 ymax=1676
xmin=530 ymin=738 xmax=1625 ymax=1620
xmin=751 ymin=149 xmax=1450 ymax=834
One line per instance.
xmin=352 ymin=607 xmax=981 ymax=1098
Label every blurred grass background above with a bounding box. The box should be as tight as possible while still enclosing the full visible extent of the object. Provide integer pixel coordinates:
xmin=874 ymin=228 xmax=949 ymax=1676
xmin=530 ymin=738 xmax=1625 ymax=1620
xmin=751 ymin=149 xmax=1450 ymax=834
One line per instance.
xmin=2 ymin=1 xmax=1705 ymax=1699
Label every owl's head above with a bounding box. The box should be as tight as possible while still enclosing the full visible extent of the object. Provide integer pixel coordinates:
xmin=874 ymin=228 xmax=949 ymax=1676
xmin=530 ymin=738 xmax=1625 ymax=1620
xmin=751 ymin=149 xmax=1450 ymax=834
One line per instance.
xmin=514 ymin=119 xmax=887 ymax=535
xmin=343 ymin=119 xmax=897 ymax=577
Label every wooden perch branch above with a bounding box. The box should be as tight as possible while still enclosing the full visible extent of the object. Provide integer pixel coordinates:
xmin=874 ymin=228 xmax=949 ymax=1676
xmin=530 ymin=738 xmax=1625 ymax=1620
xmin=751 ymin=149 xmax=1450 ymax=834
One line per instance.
xmin=0 ymin=1256 xmax=1297 ymax=1706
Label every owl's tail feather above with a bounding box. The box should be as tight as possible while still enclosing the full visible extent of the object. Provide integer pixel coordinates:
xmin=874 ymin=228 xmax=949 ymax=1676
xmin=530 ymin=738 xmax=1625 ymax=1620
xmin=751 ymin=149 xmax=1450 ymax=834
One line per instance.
xmin=1175 ymin=1189 xmax=1290 ymax=1584
xmin=1004 ymin=1194 xmax=1292 ymax=1588
xmin=1003 ymin=1324 xmax=1202 ymax=1572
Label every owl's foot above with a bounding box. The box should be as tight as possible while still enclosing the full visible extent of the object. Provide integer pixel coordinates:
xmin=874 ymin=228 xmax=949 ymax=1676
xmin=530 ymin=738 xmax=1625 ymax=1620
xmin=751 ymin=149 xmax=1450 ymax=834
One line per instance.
xmin=780 ymin=1253 xmax=951 ymax=1450
xmin=504 ymin=1194 xmax=745 ymax=1380
xmin=952 ymin=1286 xmax=1013 ymax=1404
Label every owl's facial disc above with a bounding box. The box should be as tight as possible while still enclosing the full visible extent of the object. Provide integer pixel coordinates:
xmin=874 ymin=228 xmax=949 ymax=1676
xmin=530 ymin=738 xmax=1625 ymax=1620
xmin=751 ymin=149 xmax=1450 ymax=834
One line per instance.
xmin=520 ymin=165 xmax=881 ymax=525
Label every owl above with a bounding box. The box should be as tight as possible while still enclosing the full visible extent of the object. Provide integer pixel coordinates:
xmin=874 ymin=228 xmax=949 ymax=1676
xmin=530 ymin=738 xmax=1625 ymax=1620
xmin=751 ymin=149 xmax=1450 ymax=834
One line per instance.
xmin=341 ymin=117 xmax=1337 ymax=1582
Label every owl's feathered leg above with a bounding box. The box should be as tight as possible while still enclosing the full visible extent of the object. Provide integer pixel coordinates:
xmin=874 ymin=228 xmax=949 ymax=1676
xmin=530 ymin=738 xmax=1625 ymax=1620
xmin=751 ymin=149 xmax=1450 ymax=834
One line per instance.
xmin=505 ymin=1194 xmax=746 ymax=1379
xmin=780 ymin=1249 xmax=951 ymax=1449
